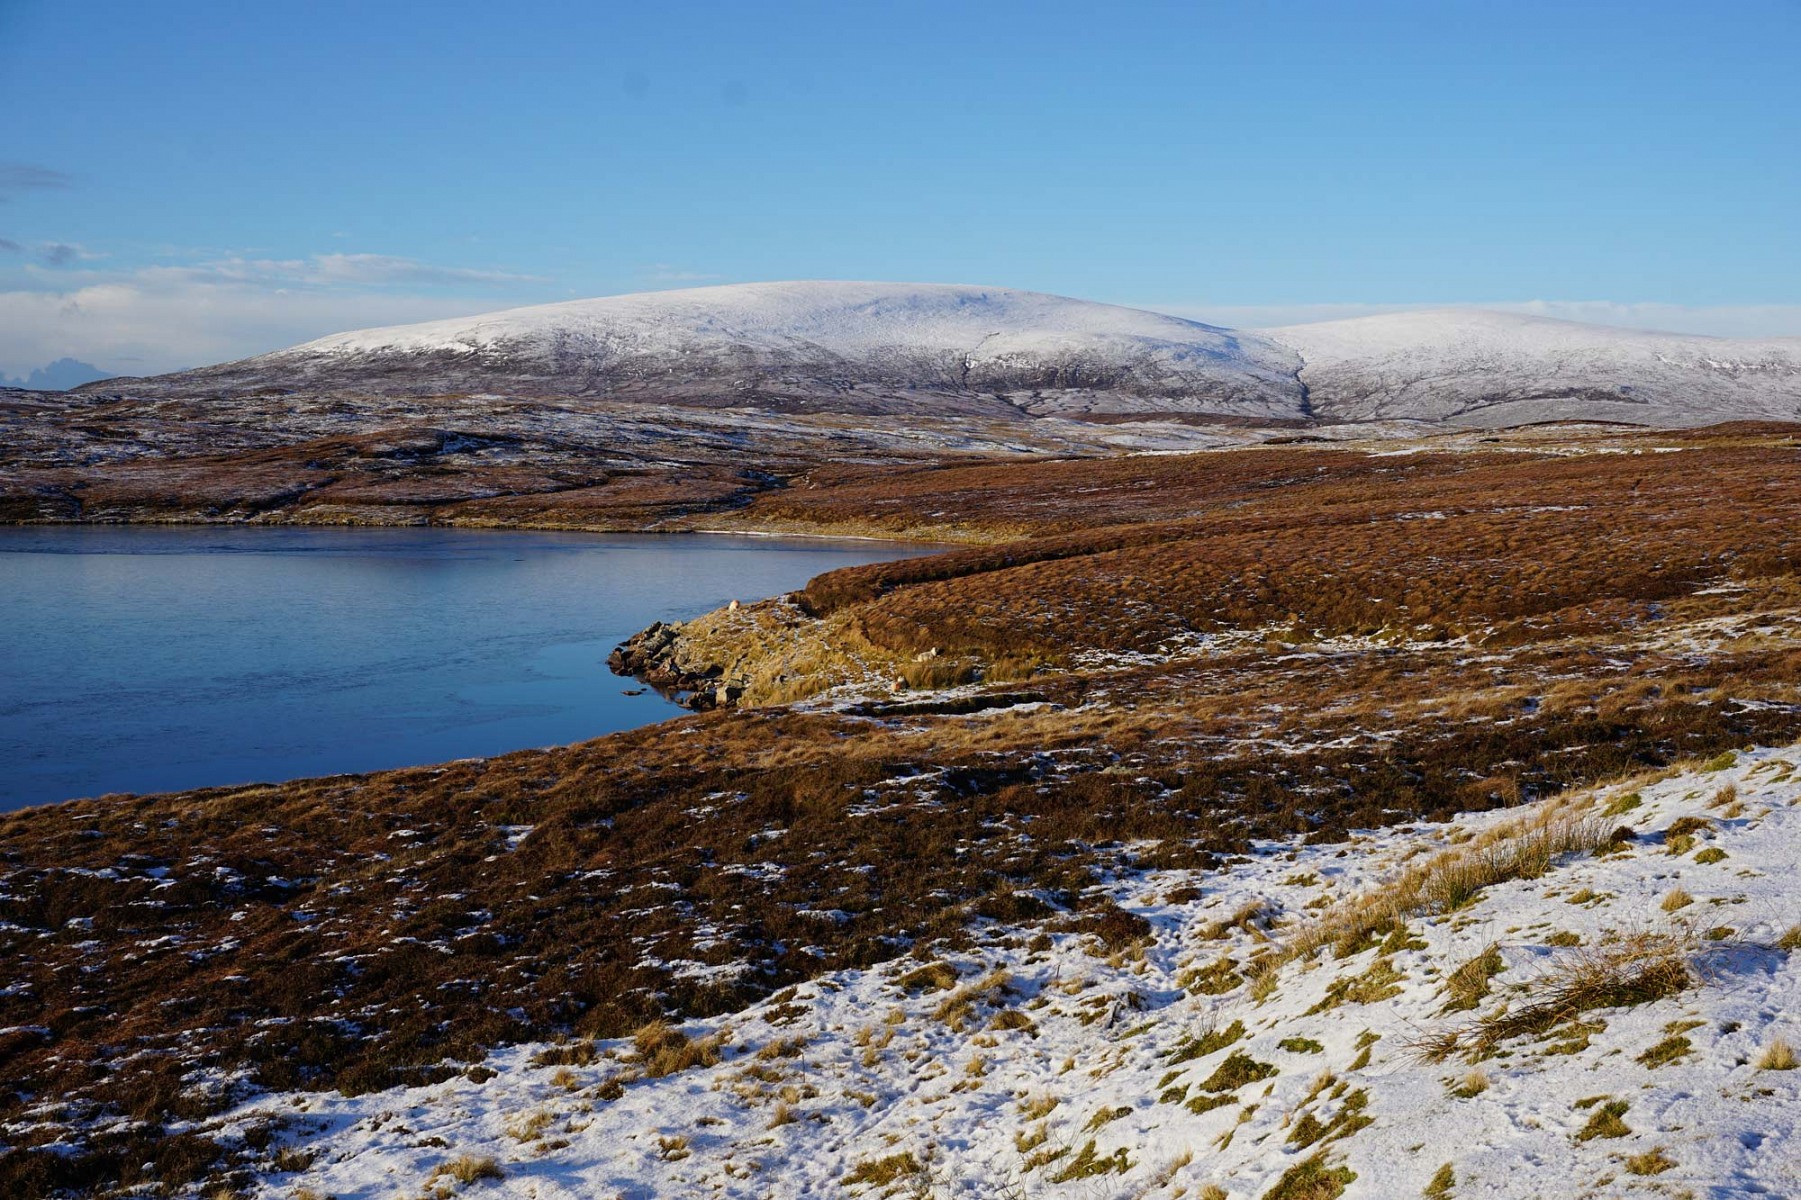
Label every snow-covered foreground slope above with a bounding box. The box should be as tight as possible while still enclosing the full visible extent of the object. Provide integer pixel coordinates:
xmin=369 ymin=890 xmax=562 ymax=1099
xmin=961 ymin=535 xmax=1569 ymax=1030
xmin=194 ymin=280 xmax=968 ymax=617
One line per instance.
xmin=1265 ymin=309 xmax=1801 ymax=427
xmin=233 ymin=747 xmax=1801 ymax=1199
xmin=133 ymin=282 xmax=1307 ymax=419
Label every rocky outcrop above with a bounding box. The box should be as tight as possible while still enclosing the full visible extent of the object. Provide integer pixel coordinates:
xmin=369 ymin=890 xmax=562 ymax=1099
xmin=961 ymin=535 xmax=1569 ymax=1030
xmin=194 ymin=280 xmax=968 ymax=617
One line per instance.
xmin=607 ymin=621 xmax=743 ymax=710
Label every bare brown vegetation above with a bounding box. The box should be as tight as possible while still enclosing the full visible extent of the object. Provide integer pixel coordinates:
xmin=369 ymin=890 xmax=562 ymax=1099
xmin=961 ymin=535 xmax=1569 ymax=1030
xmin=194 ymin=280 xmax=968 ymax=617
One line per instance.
xmin=2 ymin=423 xmax=1799 ymax=1195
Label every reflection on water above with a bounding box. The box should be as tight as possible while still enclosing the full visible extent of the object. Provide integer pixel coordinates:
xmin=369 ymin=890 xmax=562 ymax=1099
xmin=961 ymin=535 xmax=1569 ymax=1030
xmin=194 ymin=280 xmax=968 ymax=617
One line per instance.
xmin=0 ymin=526 xmax=934 ymax=809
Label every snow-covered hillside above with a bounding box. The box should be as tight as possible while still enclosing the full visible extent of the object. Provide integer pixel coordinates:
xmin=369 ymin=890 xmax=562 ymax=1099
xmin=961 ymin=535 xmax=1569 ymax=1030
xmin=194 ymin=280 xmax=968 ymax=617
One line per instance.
xmin=100 ymin=284 xmax=1801 ymax=430
xmin=131 ymin=282 xmax=1308 ymax=419
xmin=232 ymin=746 xmax=1801 ymax=1200
xmin=1264 ymin=309 xmax=1801 ymax=427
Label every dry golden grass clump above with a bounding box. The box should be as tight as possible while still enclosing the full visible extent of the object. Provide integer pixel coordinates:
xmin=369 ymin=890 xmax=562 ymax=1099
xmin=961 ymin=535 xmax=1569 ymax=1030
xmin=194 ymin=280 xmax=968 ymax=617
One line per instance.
xmin=1259 ymin=1149 xmax=1357 ymax=1200
xmin=1282 ymin=811 xmax=1614 ymax=969
xmin=1442 ymin=943 xmax=1505 ymax=1012
xmin=634 ymin=1021 xmax=732 ymax=1078
xmin=1574 ymin=1098 xmax=1632 ymax=1141
xmin=427 ymin=1155 xmax=503 ymax=1185
xmin=1758 ymin=1037 xmax=1798 ymax=1071
xmin=841 ymin=1151 xmax=923 ymax=1188
xmin=1623 ymin=1147 xmax=1677 ymax=1176
xmin=1417 ymin=933 xmax=1693 ymax=1062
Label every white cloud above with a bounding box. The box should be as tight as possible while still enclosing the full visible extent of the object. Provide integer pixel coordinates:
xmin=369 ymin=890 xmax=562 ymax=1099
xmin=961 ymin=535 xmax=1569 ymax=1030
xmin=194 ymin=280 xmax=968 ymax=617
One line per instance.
xmin=0 ymin=279 xmax=523 ymax=377
xmin=1150 ymin=300 xmax=1801 ymax=339
xmin=0 ymin=251 xmax=553 ymax=376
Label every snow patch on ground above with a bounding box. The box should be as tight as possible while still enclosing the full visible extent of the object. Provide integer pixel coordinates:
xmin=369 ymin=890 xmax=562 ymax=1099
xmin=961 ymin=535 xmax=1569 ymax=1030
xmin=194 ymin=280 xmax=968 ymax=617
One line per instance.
xmin=227 ymin=747 xmax=1801 ymax=1199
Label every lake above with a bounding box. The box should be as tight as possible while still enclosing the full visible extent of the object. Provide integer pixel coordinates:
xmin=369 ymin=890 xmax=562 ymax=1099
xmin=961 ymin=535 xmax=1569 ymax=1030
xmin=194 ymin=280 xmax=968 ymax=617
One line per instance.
xmin=0 ymin=526 xmax=935 ymax=810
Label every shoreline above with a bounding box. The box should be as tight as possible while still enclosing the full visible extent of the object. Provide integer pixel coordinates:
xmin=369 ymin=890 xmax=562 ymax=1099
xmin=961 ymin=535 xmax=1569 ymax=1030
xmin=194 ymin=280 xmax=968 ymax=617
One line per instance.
xmin=1 ymin=524 xmax=938 ymax=812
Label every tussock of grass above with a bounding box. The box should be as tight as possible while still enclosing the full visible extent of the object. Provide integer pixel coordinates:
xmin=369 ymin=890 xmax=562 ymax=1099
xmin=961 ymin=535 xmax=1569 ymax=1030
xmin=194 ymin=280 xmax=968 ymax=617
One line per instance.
xmin=1282 ymin=813 xmax=1615 ymax=969
xmin=1048 ymin=1139 xmax=1132 ymax=1183
xmin=1602 ymin=791 xmax=1642 ymax=817
xmin=428 ymin=1155 xmax=503 ymax=1185
xmin=1197 ymin=1052 xmax=1278 ymax=1093
xmin=1661 ymin=887 xmax=1693 ymax=912
xmin=1084 ymin=1104 xmax=1133 ymax=1131
xmin=1181 ymin=956 xmax=1246 ymax=995
xmin=634 ymin=1021 xmax=732 ymax=1078
xmin=1423 ymin=1162 xmax=1456 ymax=1198
xmin=1418 ymin=933 xmax=1693 ymax=1062
xmin=1442 ymin=943 xmax=1504 ymax=1012
xmin=1168 ymin=1019 xmax=1247 ymax=1065
xmin=271 ymin=1147 xmax=316 ymax=1173
xmin=1309 ymin=957 xmax=1405 ymax=1013
xmin=931 ymin=968 xmax=1013 ymax=1030
xmin=530 ymin=1039 xmax=596 ymax=1068
xmin=1279 ymin=1037 xmax=1325 ymax=1054
xmin=897 ymin=961 xmax=960 ymax=993
xmin=1624 ymin=1147 xmax=1677 ymax=1176
xmin=842 ymin=1152 xmax=921 ymax=1188
xmin=1449 ymin=1070 xmax=1489 ymax=1098
xmin=1636 ymin=1034 xmax=1691 ymax=1067
xmin=989 ymin=1008 xmax=1037 ymax=1035
xmin=1665 ymin=815 xmax=1711 ymax=856
xmin=1260 ymin=1150 xmax=1356 ymax=1200
xmin=1287 ymin=1088 xmax=1371 ymax=1149
xmin=1758 ymin=1037 xmax=1797 ymax=1071
xmin=1575 ymin=1099 xmax=1631 ymax=1141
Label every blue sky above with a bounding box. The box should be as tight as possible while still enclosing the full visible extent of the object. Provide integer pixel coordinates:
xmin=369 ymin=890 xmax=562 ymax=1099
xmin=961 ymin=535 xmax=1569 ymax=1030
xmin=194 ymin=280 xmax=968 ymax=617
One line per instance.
xmin=2 ymin=0 xmax=1798 ymax=376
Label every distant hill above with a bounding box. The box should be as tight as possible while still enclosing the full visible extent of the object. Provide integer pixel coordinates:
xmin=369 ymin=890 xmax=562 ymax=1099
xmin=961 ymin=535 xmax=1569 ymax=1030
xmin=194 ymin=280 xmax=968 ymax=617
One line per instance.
xmin=83 ymin=282 xmax=1801 ymax=428
xmin=5 ymin=357 xmax=110 ymax=391
xmin=1262 ymin=308 xmax=1801 ymax=427
xmin=94 ymin=282 xmax=1308 ymax=421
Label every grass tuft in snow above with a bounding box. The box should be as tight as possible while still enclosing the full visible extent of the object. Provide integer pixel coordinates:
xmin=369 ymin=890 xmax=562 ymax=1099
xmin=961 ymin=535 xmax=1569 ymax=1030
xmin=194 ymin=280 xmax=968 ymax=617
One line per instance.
xmin=1282 ymin=813 xmax=1614 ymax=969
xmin=1441 ymin=943 xmax=1504 ymax=1012
xmin=426 ymin=1154 xmax=503 ymax=1185
xmin=1574 ymin=1098 xmax=1632 ymax=1141
xmin=1758 ymin=1037 xmax=1797 ymax=1071
xmin=842 ymin=1151 xmax=922 ymax=1189
xmin=1623 ymin=1147 xmax=1678 ymax=1176
xmin=634 ymin=1020 xmax=731 ymax=1078
xmin=1260 ymin=1149 xmax=1356 ymax=1200
xmin=1419 ymin=932 xmax=1692 ymax=1062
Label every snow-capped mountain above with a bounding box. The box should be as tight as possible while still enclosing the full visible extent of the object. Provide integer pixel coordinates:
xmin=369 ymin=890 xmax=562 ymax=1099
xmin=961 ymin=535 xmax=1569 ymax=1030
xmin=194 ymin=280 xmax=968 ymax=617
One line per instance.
xmin=1263 ymin=308 xmax=1801 ymax=427
xmin=90 ymin=283 xmax=1801 ymax=429
xmin=117 ymin=282 xmax=1308 ymax=420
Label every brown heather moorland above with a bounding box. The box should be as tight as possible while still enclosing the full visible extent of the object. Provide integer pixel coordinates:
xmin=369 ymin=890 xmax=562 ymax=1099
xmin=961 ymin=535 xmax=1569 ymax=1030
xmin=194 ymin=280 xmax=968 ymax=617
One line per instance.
xmin=1 ymin=422 xmax=1799 ymax=1195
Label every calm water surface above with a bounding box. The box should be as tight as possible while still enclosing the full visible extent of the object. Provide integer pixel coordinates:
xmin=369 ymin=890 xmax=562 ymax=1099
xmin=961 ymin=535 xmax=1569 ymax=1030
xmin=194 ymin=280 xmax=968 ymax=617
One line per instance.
xmin=0 ymin=526 xmax=935 ymax=810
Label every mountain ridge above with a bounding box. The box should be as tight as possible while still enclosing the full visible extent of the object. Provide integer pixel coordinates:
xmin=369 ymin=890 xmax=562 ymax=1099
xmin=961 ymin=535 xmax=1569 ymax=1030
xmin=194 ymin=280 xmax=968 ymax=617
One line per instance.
xmin=1263 ymin=307 xmax=1801 ymax=426
xmin=72 ymin=281 xmax=1801 ymax=429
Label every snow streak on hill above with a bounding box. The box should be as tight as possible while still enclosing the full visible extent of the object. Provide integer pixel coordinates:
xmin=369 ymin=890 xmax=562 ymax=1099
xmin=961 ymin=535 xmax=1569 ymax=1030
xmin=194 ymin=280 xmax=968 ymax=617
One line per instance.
xmin=1264 ymin=309 xmax=1801 ymax=427
xmin=238 ymin=747 xmax=1801 ymax=1200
